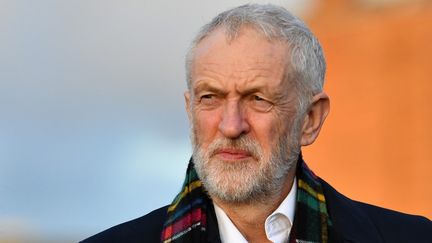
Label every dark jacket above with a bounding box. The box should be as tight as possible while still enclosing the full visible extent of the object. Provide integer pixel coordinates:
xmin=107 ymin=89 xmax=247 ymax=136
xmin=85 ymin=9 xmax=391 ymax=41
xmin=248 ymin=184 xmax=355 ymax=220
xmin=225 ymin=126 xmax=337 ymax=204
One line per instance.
xmin=82 ymin=179 xmax=431 ymax=243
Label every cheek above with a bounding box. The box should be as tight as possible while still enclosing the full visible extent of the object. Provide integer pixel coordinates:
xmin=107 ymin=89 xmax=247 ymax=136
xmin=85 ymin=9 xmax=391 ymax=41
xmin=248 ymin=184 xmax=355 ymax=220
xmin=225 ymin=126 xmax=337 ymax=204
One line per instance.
xmin=193 ymin=110 xmax=221 ymax=146
xmin=248 ymin=113 xmax=280 ymax=151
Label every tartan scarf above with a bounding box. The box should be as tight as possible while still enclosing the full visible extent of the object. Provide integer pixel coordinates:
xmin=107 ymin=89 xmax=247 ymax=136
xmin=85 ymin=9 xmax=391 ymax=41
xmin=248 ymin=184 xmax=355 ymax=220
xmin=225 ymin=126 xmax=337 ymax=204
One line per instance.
xmin=161 ymin=156 xmax=332 ymax=243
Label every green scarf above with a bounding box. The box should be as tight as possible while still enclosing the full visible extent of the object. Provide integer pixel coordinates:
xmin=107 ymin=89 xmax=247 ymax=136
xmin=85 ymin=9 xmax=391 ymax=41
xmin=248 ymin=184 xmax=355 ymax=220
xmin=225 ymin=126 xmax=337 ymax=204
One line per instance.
xmin=161 ymin=157 xmax=332 ymax=243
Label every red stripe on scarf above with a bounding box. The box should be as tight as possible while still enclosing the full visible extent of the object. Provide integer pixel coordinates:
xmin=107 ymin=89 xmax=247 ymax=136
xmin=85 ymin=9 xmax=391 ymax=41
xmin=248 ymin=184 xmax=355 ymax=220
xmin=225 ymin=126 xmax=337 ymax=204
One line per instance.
xmin=162 ymin=225 xmax=173 ymax=240
xmin=163 ymin=208 xmax=204 ymax=239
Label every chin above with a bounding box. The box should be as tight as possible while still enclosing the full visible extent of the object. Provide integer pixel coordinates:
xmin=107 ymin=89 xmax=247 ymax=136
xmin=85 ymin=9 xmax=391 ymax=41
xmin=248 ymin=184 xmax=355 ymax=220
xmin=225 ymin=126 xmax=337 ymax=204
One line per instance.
xmin=199 ymin=158 xmax=277 ymax=203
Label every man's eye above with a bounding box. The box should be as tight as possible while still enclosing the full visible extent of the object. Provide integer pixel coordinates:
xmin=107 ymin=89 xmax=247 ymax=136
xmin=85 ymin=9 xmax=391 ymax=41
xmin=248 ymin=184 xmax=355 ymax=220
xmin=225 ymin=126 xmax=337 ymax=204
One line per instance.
xmin=250 ymin=95 xmax=273 ymax=112
xmin=199 ymin=94 xmax=220 ymax=108
xmin=201 ymin=94 xmax=214 ymax=100
xmin=200 ymin=94 xmax=216 ymax=102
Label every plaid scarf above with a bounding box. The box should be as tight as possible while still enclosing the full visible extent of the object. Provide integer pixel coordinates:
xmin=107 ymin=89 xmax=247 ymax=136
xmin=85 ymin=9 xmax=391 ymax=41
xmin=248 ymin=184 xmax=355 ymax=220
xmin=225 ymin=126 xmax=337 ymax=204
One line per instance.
xmin=161 ymin=157 xmax=331 ymax=243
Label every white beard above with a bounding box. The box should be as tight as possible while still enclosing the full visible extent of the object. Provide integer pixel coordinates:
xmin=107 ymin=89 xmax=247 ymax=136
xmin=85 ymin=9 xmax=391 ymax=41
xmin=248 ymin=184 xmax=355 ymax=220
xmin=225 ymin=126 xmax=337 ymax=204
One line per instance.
xmin=191 ymin=122 xmax=301 ymax=204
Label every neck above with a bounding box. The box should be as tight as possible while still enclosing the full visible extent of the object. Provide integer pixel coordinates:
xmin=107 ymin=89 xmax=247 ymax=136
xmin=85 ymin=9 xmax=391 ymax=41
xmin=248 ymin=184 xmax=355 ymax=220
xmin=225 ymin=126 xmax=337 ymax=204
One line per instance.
xmin=212 ymin=164 xmax=296 ymax=242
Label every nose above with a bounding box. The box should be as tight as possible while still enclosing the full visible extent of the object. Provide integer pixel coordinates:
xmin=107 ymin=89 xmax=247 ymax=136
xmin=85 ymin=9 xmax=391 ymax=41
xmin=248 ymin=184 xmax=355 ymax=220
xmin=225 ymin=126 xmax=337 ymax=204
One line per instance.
xmin=218 ymin=100 xmax=250 ymax=138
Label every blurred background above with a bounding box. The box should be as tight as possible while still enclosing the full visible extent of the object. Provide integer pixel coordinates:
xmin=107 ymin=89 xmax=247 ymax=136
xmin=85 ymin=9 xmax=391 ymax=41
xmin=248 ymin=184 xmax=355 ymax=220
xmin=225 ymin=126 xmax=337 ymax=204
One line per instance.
xmin=0 ymin=0 xmax=430 ymax=242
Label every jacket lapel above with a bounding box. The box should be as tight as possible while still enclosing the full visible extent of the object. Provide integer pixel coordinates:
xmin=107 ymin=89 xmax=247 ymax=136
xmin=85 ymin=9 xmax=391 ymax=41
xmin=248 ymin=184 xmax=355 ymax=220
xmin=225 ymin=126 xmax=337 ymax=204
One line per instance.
xmin=206 ymin=202 xmax=222 ymax=243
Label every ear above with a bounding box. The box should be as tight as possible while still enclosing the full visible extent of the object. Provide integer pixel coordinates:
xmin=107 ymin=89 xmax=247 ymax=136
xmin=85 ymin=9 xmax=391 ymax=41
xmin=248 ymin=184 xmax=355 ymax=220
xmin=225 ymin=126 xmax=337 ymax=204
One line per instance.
xmin=300 ymin=92 xmax=330 ymax=146
xmin=184 ymin=91 xmax=192 ymax=121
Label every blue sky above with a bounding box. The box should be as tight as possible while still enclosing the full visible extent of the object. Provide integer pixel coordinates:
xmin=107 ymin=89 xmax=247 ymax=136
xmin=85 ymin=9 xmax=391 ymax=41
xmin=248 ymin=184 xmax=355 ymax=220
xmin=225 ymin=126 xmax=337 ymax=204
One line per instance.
xmin=0 ymin=0 xmax=310 ymax=241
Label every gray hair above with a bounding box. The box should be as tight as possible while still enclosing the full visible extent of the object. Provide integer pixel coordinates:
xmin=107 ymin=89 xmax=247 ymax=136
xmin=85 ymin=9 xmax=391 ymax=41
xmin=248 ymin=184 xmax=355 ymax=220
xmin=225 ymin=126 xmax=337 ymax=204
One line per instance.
xmin=185 ymin=4 xmax=326 ymax=113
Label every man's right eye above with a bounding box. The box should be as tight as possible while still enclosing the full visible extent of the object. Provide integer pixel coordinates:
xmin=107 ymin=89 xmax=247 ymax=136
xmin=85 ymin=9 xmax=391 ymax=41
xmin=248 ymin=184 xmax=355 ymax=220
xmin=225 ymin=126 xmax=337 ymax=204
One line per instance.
xmin=201 ymin=94 xmax=214 ymax=100
xmin=199 ymin=94 xmax=220 ymax=108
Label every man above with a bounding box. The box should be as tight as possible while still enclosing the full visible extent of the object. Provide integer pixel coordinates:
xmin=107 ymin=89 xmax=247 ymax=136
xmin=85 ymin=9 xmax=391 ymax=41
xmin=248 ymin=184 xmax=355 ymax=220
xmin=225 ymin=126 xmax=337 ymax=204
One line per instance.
xmin=83 ymin=4 xmax=431 ymax=243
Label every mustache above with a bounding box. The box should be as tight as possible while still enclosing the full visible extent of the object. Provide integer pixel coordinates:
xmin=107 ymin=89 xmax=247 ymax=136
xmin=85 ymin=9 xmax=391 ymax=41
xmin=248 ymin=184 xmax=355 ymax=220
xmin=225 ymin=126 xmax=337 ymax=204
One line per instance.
xmin=206 ymin=136 xmax=263 ymax=160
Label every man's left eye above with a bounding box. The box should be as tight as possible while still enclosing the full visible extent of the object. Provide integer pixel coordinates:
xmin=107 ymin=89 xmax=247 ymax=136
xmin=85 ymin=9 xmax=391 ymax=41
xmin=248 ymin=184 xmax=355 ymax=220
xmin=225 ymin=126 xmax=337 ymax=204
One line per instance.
xmin=250 ymin=95 xmax=273 ymax=112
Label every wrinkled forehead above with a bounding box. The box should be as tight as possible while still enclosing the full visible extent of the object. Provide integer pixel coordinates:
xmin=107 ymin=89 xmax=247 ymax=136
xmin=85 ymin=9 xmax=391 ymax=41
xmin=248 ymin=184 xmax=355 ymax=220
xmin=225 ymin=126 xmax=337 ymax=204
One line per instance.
xmin=193 ymin=26 xmax=289 ymax=57
xmin=190 ymin=27 xmax=292 ymax=85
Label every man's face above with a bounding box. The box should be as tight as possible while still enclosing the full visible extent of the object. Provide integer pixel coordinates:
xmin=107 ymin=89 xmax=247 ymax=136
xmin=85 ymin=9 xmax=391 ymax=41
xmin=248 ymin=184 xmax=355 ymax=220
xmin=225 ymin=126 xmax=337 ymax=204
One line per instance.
xmin=185 ymin=27 xmax=303 ymax=203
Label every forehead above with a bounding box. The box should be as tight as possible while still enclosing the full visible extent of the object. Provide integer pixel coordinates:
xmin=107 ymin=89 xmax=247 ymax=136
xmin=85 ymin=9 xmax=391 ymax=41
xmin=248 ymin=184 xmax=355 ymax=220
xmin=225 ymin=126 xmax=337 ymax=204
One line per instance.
xmin=190 ymin=27 xmax=290 ymax=90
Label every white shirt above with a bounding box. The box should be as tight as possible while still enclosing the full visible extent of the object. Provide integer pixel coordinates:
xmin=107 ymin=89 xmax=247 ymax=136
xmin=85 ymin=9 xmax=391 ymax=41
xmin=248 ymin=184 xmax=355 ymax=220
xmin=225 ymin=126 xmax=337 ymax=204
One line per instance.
xmin=214 ymin=179 xmax=297 ymax=243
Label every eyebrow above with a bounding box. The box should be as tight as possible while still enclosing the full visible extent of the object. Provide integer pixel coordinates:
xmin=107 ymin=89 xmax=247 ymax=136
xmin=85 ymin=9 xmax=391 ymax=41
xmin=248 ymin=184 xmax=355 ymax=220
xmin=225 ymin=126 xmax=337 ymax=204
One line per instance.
xmin=238 ymin=86 xmax=263 ymax=96
xmin=239 ymin=85 xmax=286 ymax=102
xmin=193 ymin=80 xmax=285 ymax=98
xmin=193 ymin=81 xmax=227 ymax=95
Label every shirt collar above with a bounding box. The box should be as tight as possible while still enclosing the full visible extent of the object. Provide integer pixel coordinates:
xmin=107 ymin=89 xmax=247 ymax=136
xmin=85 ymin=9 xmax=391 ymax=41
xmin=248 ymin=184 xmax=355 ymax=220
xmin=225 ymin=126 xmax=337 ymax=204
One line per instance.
xmin=213 ymin=178 xmax=297 ymax=243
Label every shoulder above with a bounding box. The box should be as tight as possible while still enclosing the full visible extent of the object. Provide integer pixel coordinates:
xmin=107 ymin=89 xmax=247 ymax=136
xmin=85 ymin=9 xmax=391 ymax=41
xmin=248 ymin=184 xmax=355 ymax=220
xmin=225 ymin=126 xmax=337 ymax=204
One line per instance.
xmin=357 ymin=202 xmax=431 ymax=242
xmin=320 ymin=179 xmax=432 ymax=243
xmin=80 ymin=206 xmax=169 ymax=243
